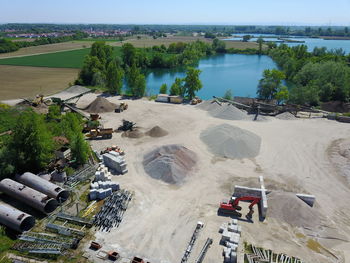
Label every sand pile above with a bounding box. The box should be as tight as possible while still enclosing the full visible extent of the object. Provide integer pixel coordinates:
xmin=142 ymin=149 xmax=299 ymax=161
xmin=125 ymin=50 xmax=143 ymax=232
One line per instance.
xmin=267 ymin=191 xmax=322 ymax=229
xmin=85 ymin=97 xmax=116 ymax=113
xmin=145 ymin=126 xmax=169 ymax=137
xmin=276 ymin=112 xmax=297 ymax=120
xmin=200 ymin=124 xmax=261 ymax=159
xmin=197 ymin=100 xmax=248 ymax=120
xmin=122 ymin=130 xmax=144 ymax=139
xmin=143 ymin=144 xmax=197 ymax=184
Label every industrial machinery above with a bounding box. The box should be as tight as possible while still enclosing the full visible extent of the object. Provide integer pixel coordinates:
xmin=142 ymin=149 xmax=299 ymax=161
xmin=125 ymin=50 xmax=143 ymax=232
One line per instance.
xmin=218 ymin=196 xmax=261 ymax=219
xmin=117 ymin=119 xmax=136 ymax=131
xmin=86 ymin=128 xmax=113 ymax=139
xmin=115 ymin=102 xmax=128 ymax=113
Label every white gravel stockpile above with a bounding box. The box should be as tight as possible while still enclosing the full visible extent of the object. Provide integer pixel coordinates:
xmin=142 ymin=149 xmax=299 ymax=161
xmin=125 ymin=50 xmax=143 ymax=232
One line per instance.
xmin=200 ymin=124 xmax=261 ymax=159
xmin=275 ymin=112 xmax=297 ymax=120
xmin=143 ymin=144 xmax=197 ymax=184
xmin=197 ymin=100 xmax=248 ymax=120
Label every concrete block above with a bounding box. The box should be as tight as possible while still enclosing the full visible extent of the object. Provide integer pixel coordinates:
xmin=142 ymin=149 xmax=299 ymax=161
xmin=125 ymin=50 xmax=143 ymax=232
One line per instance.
xmin=229 ymin=234 xmax=240 ymax=244
xmin=296 ymin=194 xmax=315 ymax=207
xmin=89 ymin=190 xmax=98 ymax=200
xmin=230 ymin=251 xmax=237 ymax=263
xmin=228 ymin=224 xmax=241 ymax=234
xmin=231 ymin=219 xmax=238 ymax=225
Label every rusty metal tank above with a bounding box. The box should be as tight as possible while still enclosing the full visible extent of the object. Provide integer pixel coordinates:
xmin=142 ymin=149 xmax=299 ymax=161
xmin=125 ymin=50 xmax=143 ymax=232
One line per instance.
xmin=0 ymin=179 xmax=58 ymax=214
xmin=16 ymin=172 xmax=70 ymax=202
xmin=0 ymin=202 xmax=35 ymax=232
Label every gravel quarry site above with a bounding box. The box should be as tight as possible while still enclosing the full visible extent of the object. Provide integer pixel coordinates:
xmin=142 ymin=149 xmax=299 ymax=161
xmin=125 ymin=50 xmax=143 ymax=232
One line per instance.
xmin=39 ymin=90 xmax=350 ymax=263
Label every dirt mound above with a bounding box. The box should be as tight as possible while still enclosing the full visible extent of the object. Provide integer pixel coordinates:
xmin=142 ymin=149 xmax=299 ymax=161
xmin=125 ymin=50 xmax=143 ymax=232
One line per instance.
xmin=267 ymin=191 xmax=322 ymax=229
xmin=145 ymin=126 xmax=169 ymax=137
xmin=122 ymin=130 xmax=144 ymax=139
xmin=143 ymin=144 xmax=197 ymax=184
xmin=275 ymin=112 xmax=297 ymax=120
xmin=85 ymin=97 xmax=116 ymax=113
xmin=200 ymin=124 xmax=261 ymax=159
xmin=197 ymin=100 xmax=248 ymax=120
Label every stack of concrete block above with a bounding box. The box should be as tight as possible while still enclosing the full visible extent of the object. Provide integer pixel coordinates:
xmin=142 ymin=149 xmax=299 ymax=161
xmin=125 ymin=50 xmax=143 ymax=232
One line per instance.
xmin=220 ymin=219 xmax=241 ymax=263
xmin=89 ymin=180 xmax=120 ymax=201
xmin=102 ymin=152 xmax=128 ymax=174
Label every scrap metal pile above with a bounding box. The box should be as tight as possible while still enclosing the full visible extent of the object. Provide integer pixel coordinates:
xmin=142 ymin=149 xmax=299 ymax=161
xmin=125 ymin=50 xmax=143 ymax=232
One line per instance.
xmin=93 ymin=190 xmax=132 ymax=232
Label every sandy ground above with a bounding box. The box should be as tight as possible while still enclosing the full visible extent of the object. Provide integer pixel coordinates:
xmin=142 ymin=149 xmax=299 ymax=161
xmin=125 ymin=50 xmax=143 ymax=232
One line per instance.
xmin=54 ymin=93 xmax=350 ymax=263
xmin=0 ymin=65 xmax=79 ymax=100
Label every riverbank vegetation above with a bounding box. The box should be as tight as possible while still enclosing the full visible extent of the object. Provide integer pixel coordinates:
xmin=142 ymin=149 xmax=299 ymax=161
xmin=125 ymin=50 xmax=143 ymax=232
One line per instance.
xmin=0 ymin=106 xmax=90 ymax=180
xmin=267 ymin=44 xmax=350 ymax=105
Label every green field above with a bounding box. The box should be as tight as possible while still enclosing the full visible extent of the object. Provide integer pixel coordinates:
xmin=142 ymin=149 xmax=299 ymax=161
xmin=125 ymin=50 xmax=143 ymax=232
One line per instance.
xmin=0 ymin=47 xmax=122 ymax=68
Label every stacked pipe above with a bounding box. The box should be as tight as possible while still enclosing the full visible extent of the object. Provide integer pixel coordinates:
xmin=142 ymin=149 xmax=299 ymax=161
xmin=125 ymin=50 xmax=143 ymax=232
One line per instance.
xmin=0 ymin=179 xmax=58 ymax=214
xmin=93 ymin=190 xmax=132 ymax=232
xmin=0 ymin=202 xmax=35 ymax=232
xmin=15 ymin=172 xmax=70 ymax=202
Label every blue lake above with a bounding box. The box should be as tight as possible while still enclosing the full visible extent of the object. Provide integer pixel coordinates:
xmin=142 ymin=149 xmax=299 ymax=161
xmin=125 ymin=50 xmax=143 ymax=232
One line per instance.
xmin=145 ymin=54 xmax=277 ymax=100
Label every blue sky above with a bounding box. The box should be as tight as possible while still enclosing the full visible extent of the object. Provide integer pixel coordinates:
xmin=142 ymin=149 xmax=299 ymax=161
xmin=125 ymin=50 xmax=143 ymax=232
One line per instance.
xmin=1 ymin=0 xmax=350 ymax=25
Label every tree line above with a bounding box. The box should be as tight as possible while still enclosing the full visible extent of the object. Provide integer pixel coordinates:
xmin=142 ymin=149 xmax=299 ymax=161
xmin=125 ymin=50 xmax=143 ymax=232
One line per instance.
xmin=0 ymin=32 xmax=88 ymax=54
xmin=257 ymin=44 xmax=350 ymax=105
xmin=0 ymin=106 xmax=90 ymax=180
xmin=76 ymin=39 xmax=226 ymax=97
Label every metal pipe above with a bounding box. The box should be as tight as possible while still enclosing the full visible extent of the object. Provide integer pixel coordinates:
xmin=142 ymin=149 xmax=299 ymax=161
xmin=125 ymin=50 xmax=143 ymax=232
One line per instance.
xmin=0 ymin=179 xmax=58 ymax=214
xmin=16 ymin=172 xmax=70 ymax=202
xmin=0 ymin=202 xmax=35 ymax=232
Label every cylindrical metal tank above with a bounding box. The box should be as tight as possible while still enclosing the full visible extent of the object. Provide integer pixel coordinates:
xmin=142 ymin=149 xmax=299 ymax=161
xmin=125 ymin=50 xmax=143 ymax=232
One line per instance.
xmin=16 ymin=172 xmax=70 ymax=202
xmin=0 ymin=179 xmax=58 ymax=214
xmin=0 ymin=202 xmax=35 ymax=232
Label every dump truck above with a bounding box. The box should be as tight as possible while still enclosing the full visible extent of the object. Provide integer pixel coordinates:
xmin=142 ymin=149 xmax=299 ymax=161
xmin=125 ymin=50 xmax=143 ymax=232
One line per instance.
xmin=115 ymin=102 xmax=128 ymax=113
xmin=86 ymin=128 xmax=113 ymax=139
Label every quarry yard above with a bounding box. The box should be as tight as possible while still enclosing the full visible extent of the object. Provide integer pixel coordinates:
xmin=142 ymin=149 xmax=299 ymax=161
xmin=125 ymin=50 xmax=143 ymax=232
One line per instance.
xmin=39 ymin=90 xmax=350 ymax=263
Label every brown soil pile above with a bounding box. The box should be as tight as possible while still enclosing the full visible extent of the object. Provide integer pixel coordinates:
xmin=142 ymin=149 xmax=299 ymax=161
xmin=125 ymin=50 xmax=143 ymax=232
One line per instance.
xmin=143 ymin=144 xmax=197 ymax=184
xmin=85 ymin=97 xmax=116 ymax=113
xmin=121 ymin=130 xmax=144 ymax=139
xmin=267 ymin=191 xmax=322 ymax=229
xmin=145 ymin=126 xmax=169 ymax=137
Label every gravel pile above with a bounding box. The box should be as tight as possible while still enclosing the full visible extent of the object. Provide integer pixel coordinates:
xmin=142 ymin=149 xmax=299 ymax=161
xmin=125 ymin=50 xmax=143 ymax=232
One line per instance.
xmin=122 ymin=130 xmax=144 ymax=139
xmin=200 ymin=124 xmax=261 ymax=159
xmin=85 ymin=97 xmax=116 ymax=113
xmin=267 ymin=191 xmax=321 ymax=229
xmin=143 ymin=144 xmax=197 ymax=184
xmin=197 ymin=100 xmax=248 ymax=120
xmin=145 ymin=126 xmax=169 ymax=137
xmin=275 ymin=112 xmax=297 ymax=120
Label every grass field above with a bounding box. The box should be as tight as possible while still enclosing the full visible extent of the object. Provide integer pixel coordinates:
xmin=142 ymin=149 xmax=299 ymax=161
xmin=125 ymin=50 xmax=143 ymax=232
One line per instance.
xmin=0 ymin=65 xmax=79 ymax=100
xmin=0 ymin=47 xmax=122 ymax=68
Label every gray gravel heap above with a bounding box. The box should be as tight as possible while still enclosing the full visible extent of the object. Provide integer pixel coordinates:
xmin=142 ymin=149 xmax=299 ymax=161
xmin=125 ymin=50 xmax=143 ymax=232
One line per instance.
xmin=143 ymin=144 xmax=197 ymax=184
xmin=200 ymin=124 xmax=261 ymax=159
xmin=197 ymin=100 xmax=248 ymax=120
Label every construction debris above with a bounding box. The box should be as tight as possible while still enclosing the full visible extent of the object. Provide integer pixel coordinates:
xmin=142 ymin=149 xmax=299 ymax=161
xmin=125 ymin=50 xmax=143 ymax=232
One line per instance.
xmin=245 ymin=244 xmax=303 ymax=263
xmin=180 ymin=221 xmax=204 ymax=263
xmin=93 ymin=190 xmax=132 ymax=232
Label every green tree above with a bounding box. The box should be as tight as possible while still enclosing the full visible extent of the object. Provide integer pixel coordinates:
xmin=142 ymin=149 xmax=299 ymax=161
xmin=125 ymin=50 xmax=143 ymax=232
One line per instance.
xmin=122 ymin=43 xmax=137 ymax=66
xmin=184 ymin=67 xmax=203 ymax=100
xmin=70 ymin=133 xmax=90 ymax=165
xmin=275 ymin=86 xmax=289 ymax=104
xmin=223 ymin=89 xmax=233 ymax=100
xmin=159 ymin=83 xmax=167 ymax=94
xmin=212 ymin=38 xmax=226 ymax=53
xmin=257 ymin=37 xmax=264 ymax=54
xmin=257 ymin=69 xmax=286 ymax=100
xmin=242 ymin=35 xmax=251 ymax=42
xmin=47 ymin=105 xmax=61 ymax=121
xmin=9 ymin=111 xmax=54 ymax=174
xmin=77 ymin=55 xmax=104 ymax=85
xmin=106 ymin=60 xmax=124 ymax=94
xmin=133 ymin=74 xmax=146 ymax=97
xmin=170 ymin=78 xmax=184 ymax=96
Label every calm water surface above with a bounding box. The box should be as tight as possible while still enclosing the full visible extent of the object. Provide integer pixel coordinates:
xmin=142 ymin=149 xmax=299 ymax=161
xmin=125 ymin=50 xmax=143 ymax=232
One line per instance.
xmin=145 ymin=54 xmax=277 ymax=99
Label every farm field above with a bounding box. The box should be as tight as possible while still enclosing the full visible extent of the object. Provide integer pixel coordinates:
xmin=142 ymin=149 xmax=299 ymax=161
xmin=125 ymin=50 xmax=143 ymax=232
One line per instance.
xmin=0 ymin=65 xmax=79 ymax=100
xmin=0 ymin=41 xmax=96 ymax=58
xmin=0 ymin=47 xmax=122 ymax=68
